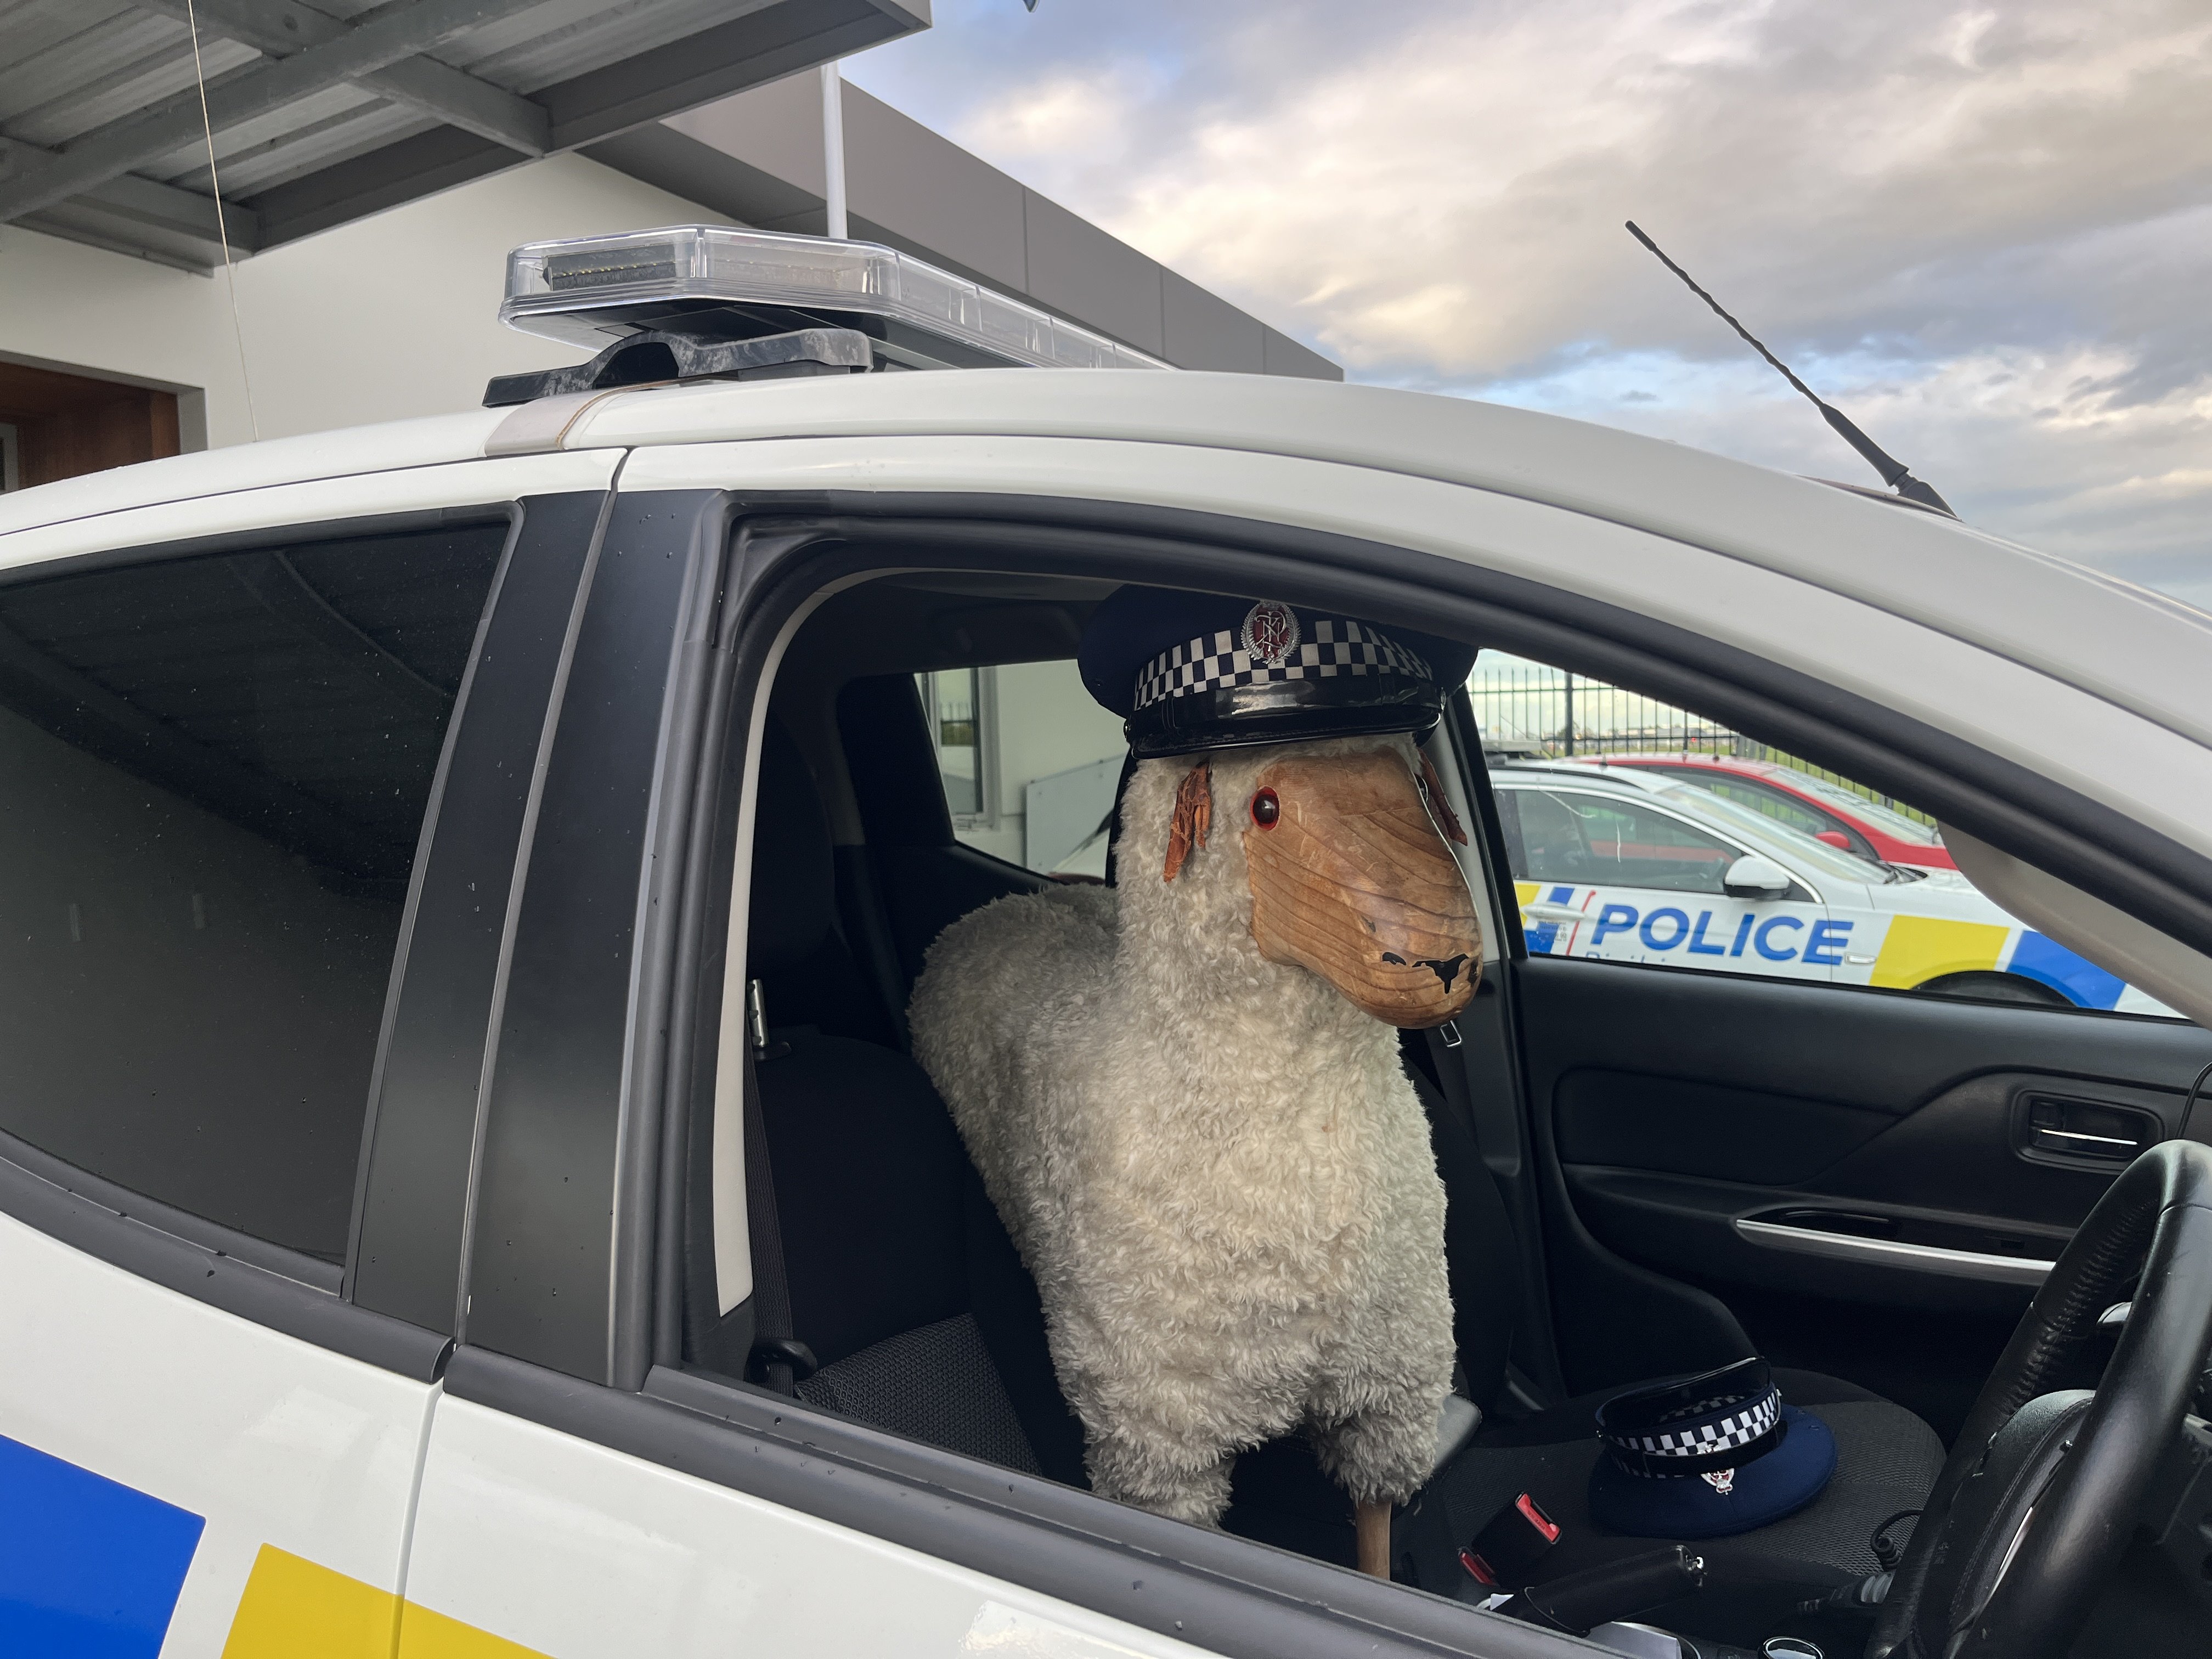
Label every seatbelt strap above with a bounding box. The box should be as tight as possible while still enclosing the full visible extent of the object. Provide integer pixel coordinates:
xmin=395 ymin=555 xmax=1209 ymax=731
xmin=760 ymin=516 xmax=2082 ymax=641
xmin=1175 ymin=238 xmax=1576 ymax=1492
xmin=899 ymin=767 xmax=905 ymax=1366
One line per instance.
xmin=1101 ymin=750 xmax=1138 ymax=888
xmin=741 ymin=1037 xmax=808 ymax=1392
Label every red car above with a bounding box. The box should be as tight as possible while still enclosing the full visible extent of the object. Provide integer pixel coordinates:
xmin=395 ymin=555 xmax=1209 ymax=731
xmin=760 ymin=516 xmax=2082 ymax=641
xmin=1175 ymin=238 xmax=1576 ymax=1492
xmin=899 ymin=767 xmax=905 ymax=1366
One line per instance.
xmin=1592 ymin=753 xmax=1957 ymax=869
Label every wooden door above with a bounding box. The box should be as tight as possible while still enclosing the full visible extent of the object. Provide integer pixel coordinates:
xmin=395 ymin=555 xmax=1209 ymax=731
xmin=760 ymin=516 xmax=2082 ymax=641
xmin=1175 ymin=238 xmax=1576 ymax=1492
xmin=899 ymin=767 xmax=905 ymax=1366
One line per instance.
xmin=0 ymin=361 xmax=181 ymax=490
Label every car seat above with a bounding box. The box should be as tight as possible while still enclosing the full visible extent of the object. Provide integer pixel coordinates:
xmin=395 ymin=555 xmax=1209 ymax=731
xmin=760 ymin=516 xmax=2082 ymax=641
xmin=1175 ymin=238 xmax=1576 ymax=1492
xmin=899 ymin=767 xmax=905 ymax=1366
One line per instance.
xmin=718 ymin=704 xmax=1943 ymax=1639
xmin=718 ymin=716 xmax=1088 ymax=1481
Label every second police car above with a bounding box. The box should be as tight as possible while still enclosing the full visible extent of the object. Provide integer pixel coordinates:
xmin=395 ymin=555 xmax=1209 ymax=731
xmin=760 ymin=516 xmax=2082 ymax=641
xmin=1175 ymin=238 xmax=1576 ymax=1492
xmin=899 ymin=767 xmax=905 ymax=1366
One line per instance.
xmin=1594 ymin=753 xmax=1957 ymax=868
xmin=1493 ymin=760 xmax=2172 ymax=1013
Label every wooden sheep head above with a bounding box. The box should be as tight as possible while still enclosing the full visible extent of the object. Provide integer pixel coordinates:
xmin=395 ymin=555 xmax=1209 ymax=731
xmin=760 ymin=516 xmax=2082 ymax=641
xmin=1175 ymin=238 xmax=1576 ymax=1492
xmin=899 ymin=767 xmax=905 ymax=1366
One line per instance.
xmin=1165 ymin=745 xmax=1481 ymax=1027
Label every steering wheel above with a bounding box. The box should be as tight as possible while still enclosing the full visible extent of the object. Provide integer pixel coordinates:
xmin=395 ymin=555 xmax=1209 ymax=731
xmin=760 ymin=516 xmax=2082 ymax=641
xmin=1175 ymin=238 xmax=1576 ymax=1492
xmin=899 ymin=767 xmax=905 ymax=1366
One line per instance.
xmin=1869 ymin=1138 xmax=2212 ymax=1659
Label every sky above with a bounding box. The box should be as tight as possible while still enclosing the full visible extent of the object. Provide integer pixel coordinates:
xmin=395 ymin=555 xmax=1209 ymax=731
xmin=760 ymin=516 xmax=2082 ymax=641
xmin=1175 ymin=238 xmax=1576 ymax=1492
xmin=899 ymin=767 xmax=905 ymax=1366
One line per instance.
xmin=843 ymin=0 xmax=2212 ymax=605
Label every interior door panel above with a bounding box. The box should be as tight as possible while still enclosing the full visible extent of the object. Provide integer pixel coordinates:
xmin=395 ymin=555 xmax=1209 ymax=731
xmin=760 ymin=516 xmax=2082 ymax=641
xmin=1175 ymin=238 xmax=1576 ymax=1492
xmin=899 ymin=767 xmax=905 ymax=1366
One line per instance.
xmin=1513 ymin=955 xmax=2212 ymax=1437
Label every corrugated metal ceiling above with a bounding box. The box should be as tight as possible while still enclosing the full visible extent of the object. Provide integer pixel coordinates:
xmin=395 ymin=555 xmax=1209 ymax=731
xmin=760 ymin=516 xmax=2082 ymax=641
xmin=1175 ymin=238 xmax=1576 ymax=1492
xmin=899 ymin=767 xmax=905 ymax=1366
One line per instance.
xmin=0 ymin=0 xmax=926 ymax=269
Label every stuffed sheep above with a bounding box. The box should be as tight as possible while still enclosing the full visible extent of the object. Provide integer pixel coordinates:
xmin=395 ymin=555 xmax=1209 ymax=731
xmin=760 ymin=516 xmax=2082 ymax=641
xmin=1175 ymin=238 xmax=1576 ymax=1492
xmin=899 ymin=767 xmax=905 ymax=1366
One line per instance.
xmin=910 ymin=590 xmax=1481 ymax=1576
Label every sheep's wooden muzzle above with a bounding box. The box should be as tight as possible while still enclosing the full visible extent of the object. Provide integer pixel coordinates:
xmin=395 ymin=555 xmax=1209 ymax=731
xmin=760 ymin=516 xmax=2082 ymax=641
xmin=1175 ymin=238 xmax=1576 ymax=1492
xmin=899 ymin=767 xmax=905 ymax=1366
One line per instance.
xmin=1241 ymin=749 xmax=1482 ymax=1027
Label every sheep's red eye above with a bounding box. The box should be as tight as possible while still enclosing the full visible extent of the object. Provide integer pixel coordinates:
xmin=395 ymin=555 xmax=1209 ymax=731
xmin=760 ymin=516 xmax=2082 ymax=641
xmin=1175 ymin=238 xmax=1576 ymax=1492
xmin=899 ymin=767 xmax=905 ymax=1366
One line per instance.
xmin=1251 ymin=788 xmax=1280 ymax=828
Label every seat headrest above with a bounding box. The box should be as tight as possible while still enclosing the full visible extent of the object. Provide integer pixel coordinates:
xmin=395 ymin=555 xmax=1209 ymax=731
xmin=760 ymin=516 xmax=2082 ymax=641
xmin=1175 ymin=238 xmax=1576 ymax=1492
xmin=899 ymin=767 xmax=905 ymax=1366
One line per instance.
xmin=748 ymin=718 xmax=835 ymax=973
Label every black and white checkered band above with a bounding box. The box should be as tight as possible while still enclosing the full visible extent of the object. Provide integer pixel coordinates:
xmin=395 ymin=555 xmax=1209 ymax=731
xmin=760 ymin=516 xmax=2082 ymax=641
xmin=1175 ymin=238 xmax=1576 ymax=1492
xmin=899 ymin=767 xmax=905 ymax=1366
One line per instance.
xmin=1132 ymin=619 xmax=1432 ymax=713
xmin=1604 ymin=1386 xmax=1781 ymax=1468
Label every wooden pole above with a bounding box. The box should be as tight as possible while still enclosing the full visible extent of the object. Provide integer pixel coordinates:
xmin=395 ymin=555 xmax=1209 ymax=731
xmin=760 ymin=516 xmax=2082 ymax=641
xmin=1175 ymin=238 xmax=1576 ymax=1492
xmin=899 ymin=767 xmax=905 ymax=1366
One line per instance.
xmin=1356 ymin=1499 xmax=1392 ymax=1578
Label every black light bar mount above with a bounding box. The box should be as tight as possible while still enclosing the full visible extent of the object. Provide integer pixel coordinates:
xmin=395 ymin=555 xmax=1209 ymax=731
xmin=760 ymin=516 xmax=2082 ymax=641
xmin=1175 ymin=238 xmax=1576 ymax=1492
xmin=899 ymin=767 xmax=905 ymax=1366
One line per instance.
xmin=483 ymin=326 xmax=872 ymax=408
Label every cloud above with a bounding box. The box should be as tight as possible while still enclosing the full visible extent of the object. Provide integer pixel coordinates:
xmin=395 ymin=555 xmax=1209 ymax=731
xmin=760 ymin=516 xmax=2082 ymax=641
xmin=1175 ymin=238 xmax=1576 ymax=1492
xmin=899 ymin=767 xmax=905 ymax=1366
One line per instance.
xmin=847 ymin=0 xmax=2212 ymax=596
xmin=957 ymin=65 xmax=1153 ymax=157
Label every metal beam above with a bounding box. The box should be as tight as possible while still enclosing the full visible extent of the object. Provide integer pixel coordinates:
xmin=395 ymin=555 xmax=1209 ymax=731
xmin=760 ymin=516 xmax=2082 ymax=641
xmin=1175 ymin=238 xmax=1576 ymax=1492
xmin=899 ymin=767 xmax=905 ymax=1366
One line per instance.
xmin=251 ymin=0 xmax=929 ymax=251
xmin=129 ymin=0 xmax=549 ymax=157
xmin=0 ymin=135 xmax=258 ymax=252
xmin=542 ymin=0 xmax=928 ymax=150
xmin=0 ymin=0 xmax=541 ymax=225
xmin=71 ymin=170 xmax=261 ymax=250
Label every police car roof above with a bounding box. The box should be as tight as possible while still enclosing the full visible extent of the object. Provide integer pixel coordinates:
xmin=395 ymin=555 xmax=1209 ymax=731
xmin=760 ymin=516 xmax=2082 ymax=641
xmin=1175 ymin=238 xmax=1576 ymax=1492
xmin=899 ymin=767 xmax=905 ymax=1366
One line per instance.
xmin=2 ymin=368 xmax=2205 ymax=760
xmin=1490 ymin=764 xmax=1657 ymax=789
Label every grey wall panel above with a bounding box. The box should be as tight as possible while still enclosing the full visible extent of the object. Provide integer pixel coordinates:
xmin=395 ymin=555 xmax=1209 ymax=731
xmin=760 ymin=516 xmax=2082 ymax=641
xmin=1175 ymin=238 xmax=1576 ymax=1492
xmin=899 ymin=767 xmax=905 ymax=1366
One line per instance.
xmin=1020 ymin=190 xmax=1166 ymax=359
xmin=844 ymin=85 xmax=1026 ymax=294
xmin=582 ymin=123 xmax=811 ymax=232
xmin=661 ymin=70 xmax=824 ymax=198
xmin=1262 ymin=325 xmax=1343 ymax=382
xmin=1162 ymin=269 xmax=1263 ymax=373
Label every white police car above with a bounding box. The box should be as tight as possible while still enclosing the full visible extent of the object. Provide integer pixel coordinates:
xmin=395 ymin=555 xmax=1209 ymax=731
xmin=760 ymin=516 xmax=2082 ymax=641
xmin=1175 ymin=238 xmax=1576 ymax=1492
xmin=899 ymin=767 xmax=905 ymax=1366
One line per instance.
xmin=1494 ymin=760 xmax=2175 ymax=1014
xmin=0 ymin=226 xmax=2207 ymax=1659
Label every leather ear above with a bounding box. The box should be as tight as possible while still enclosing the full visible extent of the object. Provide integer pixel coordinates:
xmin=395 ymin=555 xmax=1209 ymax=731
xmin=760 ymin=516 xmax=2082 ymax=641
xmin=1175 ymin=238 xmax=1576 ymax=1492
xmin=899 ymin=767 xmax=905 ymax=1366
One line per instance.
xmin=1163 ymin=759 xmax=1212 ymax=881
xmin=1417 ymin=752 xmax=1469 ymax=845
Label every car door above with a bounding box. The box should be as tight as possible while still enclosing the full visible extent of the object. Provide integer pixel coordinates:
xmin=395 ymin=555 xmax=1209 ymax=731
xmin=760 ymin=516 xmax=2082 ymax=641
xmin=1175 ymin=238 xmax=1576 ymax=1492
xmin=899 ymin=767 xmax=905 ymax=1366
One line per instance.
xmin=392 ymin=482 xmax=1570 ymax=1659
xmin=1496 ymin=780 xmax=1839 ymax=983
xmin=1475 ymin=664 xmax=2212 ymax=1440
xmin=0 ymin=461 xmax=613 ymax=1656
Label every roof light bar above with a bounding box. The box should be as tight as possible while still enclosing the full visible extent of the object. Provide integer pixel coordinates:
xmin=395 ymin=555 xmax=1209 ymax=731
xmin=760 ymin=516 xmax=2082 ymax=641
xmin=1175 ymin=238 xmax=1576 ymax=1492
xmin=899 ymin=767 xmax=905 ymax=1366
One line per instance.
xmin=500 ymin=224 xmax=1170 ymax=373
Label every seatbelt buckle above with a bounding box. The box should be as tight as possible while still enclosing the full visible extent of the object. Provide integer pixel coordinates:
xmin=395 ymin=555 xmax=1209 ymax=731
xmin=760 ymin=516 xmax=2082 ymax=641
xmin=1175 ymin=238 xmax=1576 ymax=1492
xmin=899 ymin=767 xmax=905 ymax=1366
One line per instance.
xmin=748 ymin=1337 xmax=819 ymax=1393
xmin=1459 ymin=1491 xmax=1560 ymax=1587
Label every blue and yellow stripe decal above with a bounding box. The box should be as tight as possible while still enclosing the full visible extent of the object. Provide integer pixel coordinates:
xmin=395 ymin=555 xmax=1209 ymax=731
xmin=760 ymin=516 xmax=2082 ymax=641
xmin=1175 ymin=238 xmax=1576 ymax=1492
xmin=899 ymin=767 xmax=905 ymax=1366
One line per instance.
xmin=0 ymin=1431 xmax=202 ymax=1657
xmin=1866 ymin=917 xmax=2122 ymax=1008
xmin=224 ymin=1545 xmax=547 ymax=1657
xmin=0 ymin=1431 xmax=546 ymax=1657
xmin=1515 ymin=881 xmax=1583 ymax=953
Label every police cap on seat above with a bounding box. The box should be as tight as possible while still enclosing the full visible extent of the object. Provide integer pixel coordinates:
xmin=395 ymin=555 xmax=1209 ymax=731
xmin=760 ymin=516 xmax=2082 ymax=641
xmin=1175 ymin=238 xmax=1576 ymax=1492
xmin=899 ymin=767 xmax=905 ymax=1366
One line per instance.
xmin=1587 ymin=1358 xmax=1838 ymax=1540
xmin=1079 ymin=587 xmax=1475 ymax=758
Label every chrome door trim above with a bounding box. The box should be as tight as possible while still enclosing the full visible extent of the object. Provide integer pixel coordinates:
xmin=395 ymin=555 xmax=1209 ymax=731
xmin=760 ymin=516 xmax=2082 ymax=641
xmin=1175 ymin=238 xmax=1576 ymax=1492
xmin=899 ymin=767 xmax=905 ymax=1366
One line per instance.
xmin=1733 ymin=1217 xmax=2055 ymax=1285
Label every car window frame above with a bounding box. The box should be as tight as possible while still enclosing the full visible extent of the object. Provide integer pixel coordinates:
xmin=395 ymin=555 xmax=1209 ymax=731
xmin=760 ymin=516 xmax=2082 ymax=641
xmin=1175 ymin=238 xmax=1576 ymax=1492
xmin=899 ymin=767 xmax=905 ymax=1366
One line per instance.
xmin=0 ymin=495 xmax=586 ymax=1380
xmin=619 ymin=508 xmax=1590 ymax=1659
xmin=347 ymin=490 xmax=617 ymax=1336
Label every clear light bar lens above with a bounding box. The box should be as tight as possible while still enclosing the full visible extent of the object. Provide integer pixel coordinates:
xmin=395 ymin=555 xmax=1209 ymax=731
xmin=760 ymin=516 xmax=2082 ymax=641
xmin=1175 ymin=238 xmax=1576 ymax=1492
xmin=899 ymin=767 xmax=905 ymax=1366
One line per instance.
xmin=501 ymin=224 xmax=1169 ymax=371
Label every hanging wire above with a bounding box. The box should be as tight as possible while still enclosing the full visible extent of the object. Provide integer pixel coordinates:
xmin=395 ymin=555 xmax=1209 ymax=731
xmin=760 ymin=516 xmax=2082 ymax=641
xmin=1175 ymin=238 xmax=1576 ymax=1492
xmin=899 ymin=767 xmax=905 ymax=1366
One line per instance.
xmin=184 ymin=0 xmax=260 ymax=441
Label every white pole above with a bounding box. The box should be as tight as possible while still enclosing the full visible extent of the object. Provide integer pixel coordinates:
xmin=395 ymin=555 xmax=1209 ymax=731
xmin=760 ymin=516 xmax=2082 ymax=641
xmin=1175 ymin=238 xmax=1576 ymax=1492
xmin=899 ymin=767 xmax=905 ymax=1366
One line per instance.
xmin=820 ymin=61 xmax=848 ymax=240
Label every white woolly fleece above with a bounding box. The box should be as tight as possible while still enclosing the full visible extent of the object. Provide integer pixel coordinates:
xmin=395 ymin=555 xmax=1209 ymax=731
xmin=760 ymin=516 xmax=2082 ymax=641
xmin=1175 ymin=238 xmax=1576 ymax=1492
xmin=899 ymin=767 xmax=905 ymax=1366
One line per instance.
xmin=909 ymin=735 xmax=1459 ymax=1528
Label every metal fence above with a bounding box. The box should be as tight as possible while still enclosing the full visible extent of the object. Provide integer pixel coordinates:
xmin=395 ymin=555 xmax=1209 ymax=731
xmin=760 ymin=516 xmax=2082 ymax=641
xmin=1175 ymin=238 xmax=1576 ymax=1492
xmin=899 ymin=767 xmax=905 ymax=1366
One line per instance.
xmin=1468 ymin=663 xmax=1937 ymax=828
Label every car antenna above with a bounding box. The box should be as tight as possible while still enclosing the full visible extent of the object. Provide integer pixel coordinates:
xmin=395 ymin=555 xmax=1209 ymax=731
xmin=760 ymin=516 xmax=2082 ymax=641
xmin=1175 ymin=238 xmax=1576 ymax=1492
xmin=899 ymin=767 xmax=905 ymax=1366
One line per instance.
xmin=1623 ymin=221 xmax=1953 ymax=516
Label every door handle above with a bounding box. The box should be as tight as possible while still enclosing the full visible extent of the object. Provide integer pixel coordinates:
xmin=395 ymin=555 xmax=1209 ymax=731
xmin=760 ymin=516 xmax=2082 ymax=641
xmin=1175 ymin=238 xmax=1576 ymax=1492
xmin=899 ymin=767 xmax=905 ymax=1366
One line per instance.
xmin=2016 ymin=1093 xmax=2158 ymax=1169
xmin=2033 ymin=1127 xmax=2139 ymax=1155
xmin=1522 ymin=903 xmax=1587 ymax=923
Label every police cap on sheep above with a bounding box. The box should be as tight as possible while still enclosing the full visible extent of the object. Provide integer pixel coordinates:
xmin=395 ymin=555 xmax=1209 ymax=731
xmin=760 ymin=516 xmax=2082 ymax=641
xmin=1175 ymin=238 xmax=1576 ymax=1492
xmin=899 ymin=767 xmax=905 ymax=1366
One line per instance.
xmin=1078 ymin=586 xmax=1475 ymax=758
xmin=909 ymin=585 xmax=1483 ymax=1577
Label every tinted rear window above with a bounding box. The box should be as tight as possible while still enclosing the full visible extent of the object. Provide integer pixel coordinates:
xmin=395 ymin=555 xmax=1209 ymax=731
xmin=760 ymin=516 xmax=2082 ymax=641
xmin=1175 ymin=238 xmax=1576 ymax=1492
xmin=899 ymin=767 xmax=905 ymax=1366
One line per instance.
xmin=0 ymin=524 xmax=506 ymax=1259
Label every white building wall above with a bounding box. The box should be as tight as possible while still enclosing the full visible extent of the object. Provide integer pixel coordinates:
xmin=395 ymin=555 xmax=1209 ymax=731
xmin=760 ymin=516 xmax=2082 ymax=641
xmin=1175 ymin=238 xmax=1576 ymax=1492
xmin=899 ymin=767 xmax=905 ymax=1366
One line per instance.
xmin=0 ymin=154 xmax=704 ymax=451
xmin=953 ymin=659 xmax=1126 ymax=870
